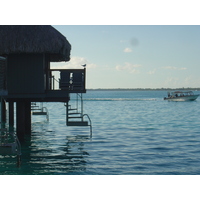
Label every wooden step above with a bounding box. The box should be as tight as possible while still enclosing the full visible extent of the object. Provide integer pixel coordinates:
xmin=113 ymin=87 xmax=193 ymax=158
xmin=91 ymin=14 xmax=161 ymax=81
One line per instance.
xmin=31 ymin=108 xmax=42 ymax=111
xmin=67 ymin=121 xmax=88 ymax=126
xmin=68 ymin=116 xmax=83 ymax=119
xmin=68 ymin=108 xmax=77 ymax=111
xmin=32 ymin=112 xmax=47 ymax=115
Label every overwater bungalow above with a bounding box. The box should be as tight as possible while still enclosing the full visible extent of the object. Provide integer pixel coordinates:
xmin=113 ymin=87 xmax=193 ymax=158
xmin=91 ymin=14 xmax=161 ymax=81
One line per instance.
xmin=0 ymin=25 xmax=91 ymax=142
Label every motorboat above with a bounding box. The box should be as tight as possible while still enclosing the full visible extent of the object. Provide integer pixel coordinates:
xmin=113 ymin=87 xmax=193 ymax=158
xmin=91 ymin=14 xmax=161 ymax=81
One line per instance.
xmin=164 ymin=91 xmax=199 ymax=101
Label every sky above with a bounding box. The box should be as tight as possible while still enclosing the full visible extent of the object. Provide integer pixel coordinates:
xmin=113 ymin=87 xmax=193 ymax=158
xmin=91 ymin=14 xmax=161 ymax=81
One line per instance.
xmin=51 ymin=25 xmax=200 ymax=89
xmin=2 ymin=0 xmax=200 ymax=89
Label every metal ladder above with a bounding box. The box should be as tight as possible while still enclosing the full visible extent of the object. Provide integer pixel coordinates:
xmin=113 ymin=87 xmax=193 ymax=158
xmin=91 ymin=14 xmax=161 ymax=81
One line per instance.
xmin=31 ymin=102 xmax=49 ymax=121
xmin=0 ymin=128 xmax=21 ymax=167
xmin=65 ymin=93 xmax=92 ymax=136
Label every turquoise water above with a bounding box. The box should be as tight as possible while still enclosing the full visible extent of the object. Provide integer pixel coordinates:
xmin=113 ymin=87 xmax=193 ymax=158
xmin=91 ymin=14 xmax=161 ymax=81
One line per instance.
xmin=1 ymin=90 xmax=200 ymax=175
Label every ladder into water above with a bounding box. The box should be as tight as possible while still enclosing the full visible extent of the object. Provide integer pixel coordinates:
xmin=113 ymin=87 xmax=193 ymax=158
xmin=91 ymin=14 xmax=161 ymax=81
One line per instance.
xmin=31 ymin=102 xmax=49 ymax=121
xmin=65 ymin=93 xmax=92 ymax=137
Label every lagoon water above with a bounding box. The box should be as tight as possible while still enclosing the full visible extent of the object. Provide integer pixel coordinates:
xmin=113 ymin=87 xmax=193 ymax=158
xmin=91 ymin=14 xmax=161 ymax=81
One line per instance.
xmin=1 ymin=90 xmax=200 ymax=175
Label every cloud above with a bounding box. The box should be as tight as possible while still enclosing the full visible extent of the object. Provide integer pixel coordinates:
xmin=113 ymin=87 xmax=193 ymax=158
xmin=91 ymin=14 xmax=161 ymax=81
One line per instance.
xmin=51 ymin=56 xmax=97 ymax=69
xmin=179 ymin=67 xmax=187 ymax=70
xmin=148 ymin=69 xmax=156 ymax=75
xmin=162 ymin=66 xmax=177 ymax=70
xmin=163 ymin=75 xmax=198 ymax=88
xmin=116 ymin=62 xmax=141 ymax=73
xmin=120 ymin=40 xmax=127 ymax=43
xmin=162 ymin=66 xmax=187 ymax=70
xmin=164 ymin=77 xmax=180 ymax=87
xmin=184 ymin=76 xmax=193 ymax=85
xmin=123 ymin=47 xmax=132 ymax=53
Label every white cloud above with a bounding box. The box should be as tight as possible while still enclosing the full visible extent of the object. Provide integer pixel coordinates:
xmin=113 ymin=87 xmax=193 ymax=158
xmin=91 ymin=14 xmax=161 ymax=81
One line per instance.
xmin=180 ymin=67 xmax=187 ymax=70
xmin=162 ymin=66 xmax=177 ymax=70
xmin=148 ymin=69 xmax=156 ymax=75
xmin=120 ymin=40 xmax=127 ymax=43
xmin=116 ymin=62 xmax=141 ymax=74
xmin=184 ymin=76 xmax=193 ymax=85
xmin=51 ymin=56 xmax=97 ymax=69
xmin=123 ymin=47 xmax=132 ymax=53
xmin=163 ymin=76 xmax=192 ymax=88
xmin=162 ymin=66 xmax=187 ymax=70
xmin=164 ymin=77 xmax=180 ymax=87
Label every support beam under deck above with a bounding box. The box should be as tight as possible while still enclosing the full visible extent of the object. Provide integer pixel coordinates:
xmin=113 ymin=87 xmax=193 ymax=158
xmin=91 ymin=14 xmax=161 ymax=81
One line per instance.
xmin=16 ymin=101 xmax=31 ymax=141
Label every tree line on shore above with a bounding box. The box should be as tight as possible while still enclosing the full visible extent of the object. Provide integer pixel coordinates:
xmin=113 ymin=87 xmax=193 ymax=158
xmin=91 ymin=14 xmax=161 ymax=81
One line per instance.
xmin=88 ymin=88 xmax=200 ymax=91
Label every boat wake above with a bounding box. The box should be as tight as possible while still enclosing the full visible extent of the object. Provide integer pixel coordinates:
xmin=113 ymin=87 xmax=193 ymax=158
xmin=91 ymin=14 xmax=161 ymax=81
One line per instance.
xmin=82 ymin=98 xmax=157 ymax=101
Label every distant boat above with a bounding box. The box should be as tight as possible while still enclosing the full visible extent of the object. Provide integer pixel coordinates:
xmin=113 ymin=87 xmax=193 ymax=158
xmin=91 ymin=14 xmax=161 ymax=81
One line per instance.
xmin=164 ymin=91 xmax=199 ymax=101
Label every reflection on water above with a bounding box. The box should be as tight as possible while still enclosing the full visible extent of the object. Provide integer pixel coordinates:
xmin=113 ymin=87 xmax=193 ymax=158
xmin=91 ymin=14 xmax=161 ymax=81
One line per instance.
xmin=2 ymin=90 xmax=200 ymax=175
xmin=0 ymin=120 xmax=91 ymax=175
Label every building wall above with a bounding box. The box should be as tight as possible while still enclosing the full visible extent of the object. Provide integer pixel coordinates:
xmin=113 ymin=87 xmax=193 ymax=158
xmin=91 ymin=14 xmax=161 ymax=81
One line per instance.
xmin=7 ymin=54 xmax=45 ymax=94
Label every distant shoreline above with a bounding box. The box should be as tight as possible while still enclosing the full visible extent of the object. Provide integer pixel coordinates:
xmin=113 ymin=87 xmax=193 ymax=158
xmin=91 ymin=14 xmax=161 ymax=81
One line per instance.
xmin=87 ymin=88 xmax=200 ymax=91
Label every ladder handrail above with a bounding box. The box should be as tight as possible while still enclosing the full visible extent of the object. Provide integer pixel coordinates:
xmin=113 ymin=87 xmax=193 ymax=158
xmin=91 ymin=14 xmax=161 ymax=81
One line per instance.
xmin=31 ymin=102 xmax=49 ymax=121
xmin=83 ymin=114 xmax=92 ymax=137
xmin=66 ymin=93 xmax=92 ymax=137
xmin=42 ymin=107 xmax=49 ymax=121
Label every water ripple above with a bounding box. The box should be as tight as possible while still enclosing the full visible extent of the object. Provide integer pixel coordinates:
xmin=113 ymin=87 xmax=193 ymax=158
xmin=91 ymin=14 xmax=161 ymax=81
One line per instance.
xmin=1 ymin=90 xmax=200 ymax=174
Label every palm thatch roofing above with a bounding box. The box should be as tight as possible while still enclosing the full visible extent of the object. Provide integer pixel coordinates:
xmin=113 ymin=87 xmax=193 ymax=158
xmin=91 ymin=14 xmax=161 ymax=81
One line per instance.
xmin=0 ymin=25 xmax=71 ymax=62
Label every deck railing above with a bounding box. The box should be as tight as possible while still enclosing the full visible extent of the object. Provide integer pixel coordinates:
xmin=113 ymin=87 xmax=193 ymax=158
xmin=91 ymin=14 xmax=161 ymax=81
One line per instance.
xmin=50 ymin=68 xmax=86 ymax=93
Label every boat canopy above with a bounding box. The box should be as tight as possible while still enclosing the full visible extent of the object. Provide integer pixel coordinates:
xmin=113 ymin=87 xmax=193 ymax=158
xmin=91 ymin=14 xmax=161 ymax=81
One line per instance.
xmin=169 ymin=91 xmax=194 ymax=94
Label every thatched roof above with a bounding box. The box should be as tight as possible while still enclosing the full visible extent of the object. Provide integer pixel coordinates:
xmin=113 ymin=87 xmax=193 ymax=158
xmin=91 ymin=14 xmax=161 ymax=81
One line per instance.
xmin=0 ymin=25 xmax=71 ymax=62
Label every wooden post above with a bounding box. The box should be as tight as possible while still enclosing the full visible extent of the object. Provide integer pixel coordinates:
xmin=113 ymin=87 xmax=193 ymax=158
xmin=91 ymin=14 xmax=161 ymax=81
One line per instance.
xmin=16 ymin=101 xmax=25 ymax=140
xmin=1 ymin=98 xmax=6 ymax=128
xmin=9 ymin=101 xmax=14 ymax=131
xmin=83 ymin=68 xmax=86 ymax=90
xmin=24 ymin=101 xmax=31 ymax=134
xmin=16 ymin=100 xmax=31 ymax=141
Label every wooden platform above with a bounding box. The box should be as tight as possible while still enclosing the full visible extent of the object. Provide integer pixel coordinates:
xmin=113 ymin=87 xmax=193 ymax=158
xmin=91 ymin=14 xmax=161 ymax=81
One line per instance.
xmin=67 ymin=121 xmax=89 ymax=126
xmin=32 ymin=112 xmax=47 ymax=115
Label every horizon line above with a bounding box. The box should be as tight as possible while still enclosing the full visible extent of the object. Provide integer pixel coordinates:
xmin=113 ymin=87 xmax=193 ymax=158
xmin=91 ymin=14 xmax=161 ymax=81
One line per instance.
xmin=87 ymin=87 xmax=200 ymax=90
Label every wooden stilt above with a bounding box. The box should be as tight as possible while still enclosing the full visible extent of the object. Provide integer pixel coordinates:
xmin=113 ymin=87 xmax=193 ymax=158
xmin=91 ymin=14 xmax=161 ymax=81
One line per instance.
xmin=9 ymin=101 xmax=14 ymax=131
xmin=16 ymin=100 xmax=31 ymax=141
xmin=1 ymin=98 xmax=6 ymax=128
xmin=16 ymin=101 xmax=25 ymax=141
xmin=24 ymin=101 xmax=31 ymax=134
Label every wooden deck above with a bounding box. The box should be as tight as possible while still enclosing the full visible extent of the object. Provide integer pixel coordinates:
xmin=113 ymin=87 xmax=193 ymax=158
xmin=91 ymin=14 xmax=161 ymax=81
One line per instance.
xmin=5 ymin=68 xmax=86 ymax=102
xmin=5 ymin=89 xmax=86 ymax=102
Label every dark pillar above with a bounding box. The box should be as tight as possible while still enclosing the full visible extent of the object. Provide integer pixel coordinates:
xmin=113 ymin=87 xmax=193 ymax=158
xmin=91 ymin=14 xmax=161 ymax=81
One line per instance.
xmin=9 ymin=101 xmax=14 ymax=131
xmin=1 ymin=98 xmax=6 ymax=128
xmin=16 ymin=100 xmax=31 ymax=141
xmin=24 ymin=101 xmax=31 ymax=134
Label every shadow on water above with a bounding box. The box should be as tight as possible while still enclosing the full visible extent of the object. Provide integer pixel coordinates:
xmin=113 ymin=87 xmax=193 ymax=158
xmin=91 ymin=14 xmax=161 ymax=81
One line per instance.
xmin=0 ymin=120 xmax=91 ymax=175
